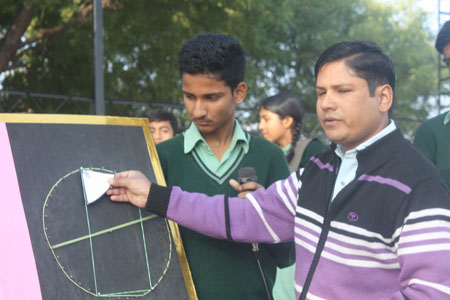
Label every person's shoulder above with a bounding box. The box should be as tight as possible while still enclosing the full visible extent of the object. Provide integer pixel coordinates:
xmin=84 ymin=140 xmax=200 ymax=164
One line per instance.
xmin=307 ymin=138 xmax=328 ymax=152
xmin=248 ymin=134 xmax=284 ymax=153
xmin=418 ymin=112 xmax=447 ymax=129
xmin=414 ymin=112 xmax=449 ymax=142
xmin=394 ymin=135 xmax=444 ymax=182
xmin=156 ymin=134 xmax=184 ymax=153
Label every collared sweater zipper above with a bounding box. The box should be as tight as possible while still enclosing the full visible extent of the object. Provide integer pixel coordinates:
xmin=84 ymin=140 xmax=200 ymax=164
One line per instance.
xmin=299 ymin=153 xmax=340 ymax=300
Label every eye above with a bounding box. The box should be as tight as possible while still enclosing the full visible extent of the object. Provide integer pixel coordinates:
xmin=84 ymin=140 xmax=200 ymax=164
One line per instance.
xmin=205 ymin=94 xmax=220 ymax=101
xmin=184 ymin=94 xmax=195 ymax=100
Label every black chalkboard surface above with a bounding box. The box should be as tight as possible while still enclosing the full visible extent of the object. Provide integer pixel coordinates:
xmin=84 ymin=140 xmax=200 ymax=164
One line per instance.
xmin=0 ymin=114 xmax=197 ymax=300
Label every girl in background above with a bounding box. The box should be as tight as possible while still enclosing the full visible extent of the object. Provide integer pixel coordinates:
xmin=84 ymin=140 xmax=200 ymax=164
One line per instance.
xmin=259 ymin=92 xmax=327 ymax=300
xmin=259 ymin=92 xmax=327 ymax=172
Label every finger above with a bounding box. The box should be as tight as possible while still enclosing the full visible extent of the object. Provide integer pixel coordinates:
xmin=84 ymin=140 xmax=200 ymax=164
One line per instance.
xmin=106 ymin=187 xmax=127 ymax=195
xmin=237 ymin=191 xmax=248 ymax=198
xmin=110 ymin=194 xmax=130 ymax=202
xmin=229 ymin=179 xmax=241 ymax=192
xmin=240 ymin=182 xmax=259 ymax=192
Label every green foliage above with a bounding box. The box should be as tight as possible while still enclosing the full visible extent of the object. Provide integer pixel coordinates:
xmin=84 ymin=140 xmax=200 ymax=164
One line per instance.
xmin=0 ymin=0 xmax=438 ymax=132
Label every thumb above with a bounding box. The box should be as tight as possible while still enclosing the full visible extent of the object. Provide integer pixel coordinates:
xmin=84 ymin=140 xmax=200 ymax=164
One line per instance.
xmin=229 ymin=179 xmax=241 ymax=192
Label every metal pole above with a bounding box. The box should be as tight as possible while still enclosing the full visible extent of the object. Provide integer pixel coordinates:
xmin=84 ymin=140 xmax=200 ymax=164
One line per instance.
xmin=93 ymin=0 xmax=105 ymax=115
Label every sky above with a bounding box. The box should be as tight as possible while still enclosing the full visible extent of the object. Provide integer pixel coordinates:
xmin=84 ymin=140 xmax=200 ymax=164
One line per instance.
xmin=416 ymin=0 xmax=450 ymax=113
xmin=417 ymin=0 xmax=449 ymax=33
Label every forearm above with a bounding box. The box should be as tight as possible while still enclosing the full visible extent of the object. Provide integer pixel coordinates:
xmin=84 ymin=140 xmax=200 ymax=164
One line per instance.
xmin=145 ymin=172 xmax=300 ymax=244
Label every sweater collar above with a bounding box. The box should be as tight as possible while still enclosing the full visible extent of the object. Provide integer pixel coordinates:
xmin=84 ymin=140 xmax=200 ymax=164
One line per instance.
xmin=355 ymin=128 xmax=406 ymax=169
xmin=335 ymin=120 xmax=396 ymax=158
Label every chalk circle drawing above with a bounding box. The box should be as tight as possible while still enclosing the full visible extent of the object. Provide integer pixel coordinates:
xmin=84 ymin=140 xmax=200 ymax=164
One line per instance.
xmin=42 ymin=167 xmax=172 ymax=298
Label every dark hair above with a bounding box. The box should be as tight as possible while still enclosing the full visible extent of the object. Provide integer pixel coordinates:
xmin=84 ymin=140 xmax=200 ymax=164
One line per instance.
xmin=436 ymin=20 xmax=450 ymax=54
xmin=147 ymin=110 xmax=178 ymax=133
xmin=178 ymin=33 xmax=246 ymax=91
xmin=314 ymin=40 xmax=395 ymax=117
xmin=260 ymin=92 xmax=305 ymax=163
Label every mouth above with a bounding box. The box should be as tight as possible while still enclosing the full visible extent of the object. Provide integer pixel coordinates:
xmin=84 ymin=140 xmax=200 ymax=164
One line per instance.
xmin=323 ymin=117 xmax=340 ymax=125
xmin=194 ymin=119 xmax=211 ymax=127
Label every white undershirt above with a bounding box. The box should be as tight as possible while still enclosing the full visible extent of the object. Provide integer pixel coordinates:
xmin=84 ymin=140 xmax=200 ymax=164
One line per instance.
xmin=331 ymin=120 xmax=397 ymax=201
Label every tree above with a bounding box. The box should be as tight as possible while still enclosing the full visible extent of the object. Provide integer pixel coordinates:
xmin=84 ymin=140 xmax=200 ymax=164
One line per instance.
xmin=0 ymin=0 xmax=122 ymax=73
xmin=0 ymin=0 xmax=437 ymax=134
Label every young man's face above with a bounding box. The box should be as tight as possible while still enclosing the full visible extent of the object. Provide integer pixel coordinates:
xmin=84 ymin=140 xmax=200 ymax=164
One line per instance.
xmin=315 ymin=60 xmax=391 ymax=151
xmin=181 ymin=73 xmax=246 ymax=137
xmin=443 ymin=43 xmax=450 ymax=75
xmin=150 ymin=121 xmax=174 ymax=144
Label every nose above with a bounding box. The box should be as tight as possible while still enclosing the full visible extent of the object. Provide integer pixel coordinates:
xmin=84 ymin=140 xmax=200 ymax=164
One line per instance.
xmin=317 ymin=92 xmax=337 ymax=111
xmin=258 ymin=120 xmax=264 ymax=131
xmin=192 ymin=100 xmax=207 ymax=118
xmin=152 ymin=131 xmax=161 ymax=143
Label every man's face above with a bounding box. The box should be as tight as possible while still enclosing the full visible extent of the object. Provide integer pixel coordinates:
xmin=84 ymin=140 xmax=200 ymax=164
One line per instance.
xmin=182 ymin=73 xmax=246 ymax=137
xmin=150 ymin=121 xmax=174 ymax=144
xmin=316 ymin=60 xmax=390 ymax=151
xmin=443 ymin=43 xmax=450 ymax=75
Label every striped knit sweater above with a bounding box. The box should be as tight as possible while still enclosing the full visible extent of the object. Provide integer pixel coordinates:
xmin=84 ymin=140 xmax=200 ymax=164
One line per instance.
xmin=148 ymin=129 xmax=450 ymax=299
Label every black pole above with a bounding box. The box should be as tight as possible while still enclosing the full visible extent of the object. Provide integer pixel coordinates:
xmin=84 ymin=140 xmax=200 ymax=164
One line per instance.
xmin=93 ymin=0 xmax=105 ymax=115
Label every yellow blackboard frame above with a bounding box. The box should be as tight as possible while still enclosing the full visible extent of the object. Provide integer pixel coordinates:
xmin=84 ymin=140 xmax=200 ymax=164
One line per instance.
xmin=0 ymin=113 xmax=198 ymax=300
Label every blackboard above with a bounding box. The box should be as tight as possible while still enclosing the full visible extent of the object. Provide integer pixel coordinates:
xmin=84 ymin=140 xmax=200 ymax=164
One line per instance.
xmin=0 ymin=114 xmax=197 ymax=300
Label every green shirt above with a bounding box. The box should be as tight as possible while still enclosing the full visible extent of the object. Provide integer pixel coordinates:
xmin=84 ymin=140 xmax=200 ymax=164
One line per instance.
xmin=413 ymin=111 xmax=450 ymax=189
xmin=183 ymin=121 xmax=249 ymax=177
xmin=157 ymin=122 xmax=293 ymax=300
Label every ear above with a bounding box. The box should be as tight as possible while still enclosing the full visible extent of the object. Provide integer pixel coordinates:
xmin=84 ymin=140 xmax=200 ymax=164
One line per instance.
xmin=282 ymin=116 xmax=294 ymax=129
xmin=376 ymin=84 xmax=393 ymax=114
xmin=233 ymin=82 xmax=247 ymax=105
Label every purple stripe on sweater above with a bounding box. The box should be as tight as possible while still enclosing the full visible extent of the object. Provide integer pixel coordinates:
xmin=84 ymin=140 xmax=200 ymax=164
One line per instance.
xmin=295 ymin=222 xmax=321 ymax=239
xmin=398 ymin=238 xmax=450 ymax=249
xmin=310 ymin=156 xmax=334 ymax=172
xmin=401 ymin=226 xmax=450 ymax=237
xmin=322 ymin=243 xmax=399 ymax=265
xmin=304 ymin=258 xmax=399 ymax=299
xmin=295 ymin=231 xmax=319 ymax=249
xmin=326 ymin=234 xmax=395 ymax=255
xmin=295 ymin=231 xmax=398 ymax=264
xmin=358 ymin=174 xmax=412 ymax=194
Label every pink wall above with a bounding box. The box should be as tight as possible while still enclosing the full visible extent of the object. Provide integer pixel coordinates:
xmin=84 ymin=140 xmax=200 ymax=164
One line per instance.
xmin=0 ymin=122 xmax=42 ymax=300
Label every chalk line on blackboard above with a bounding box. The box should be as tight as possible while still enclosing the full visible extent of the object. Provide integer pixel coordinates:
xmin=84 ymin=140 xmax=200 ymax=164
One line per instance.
xmin=42 ymin=167 xmax=173 ymax=297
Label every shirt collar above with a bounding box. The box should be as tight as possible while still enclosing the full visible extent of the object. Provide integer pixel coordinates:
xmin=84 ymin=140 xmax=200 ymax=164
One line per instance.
xmin=335 ymin=120 xmax=397 ymax=158
xmin=183 ymin=120 xmax=249 ymax=154
xmin=282 ymin=144 xmax=291 ymax=156
xmin=444 ymin=111 xmax=450 ymax=125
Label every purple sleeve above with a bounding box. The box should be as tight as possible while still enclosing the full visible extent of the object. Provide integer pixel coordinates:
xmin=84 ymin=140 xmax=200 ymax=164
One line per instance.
xmin=166 ymin=172 xmax=300 ymax=244
xmin=389 ymin=220 xmax=450 ymax=299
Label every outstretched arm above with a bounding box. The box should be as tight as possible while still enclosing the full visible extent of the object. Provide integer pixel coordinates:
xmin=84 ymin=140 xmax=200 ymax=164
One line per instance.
xmin=108 ymin=170 xmax=300 ymax=244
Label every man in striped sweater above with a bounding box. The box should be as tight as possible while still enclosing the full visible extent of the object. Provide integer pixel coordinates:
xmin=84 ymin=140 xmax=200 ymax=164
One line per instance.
xmin=108 ymin=41 xmax=450 ymax=299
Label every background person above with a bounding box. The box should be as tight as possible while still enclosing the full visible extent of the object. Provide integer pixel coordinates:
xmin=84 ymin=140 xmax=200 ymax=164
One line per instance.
xmin=413 ymin=20 xmax=450 ymax=189
xmin=147 ymin=109 xmax=178 ymax=144
xmin=155 ymin=32 xmax=293 ymax=300
xmin=108 ymin=40 xmax=450 ymax=299
xmin=259 ymin=92 xmax=328 ymax=172
xmin=259 ymin=91 xmax=327 ymax=299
